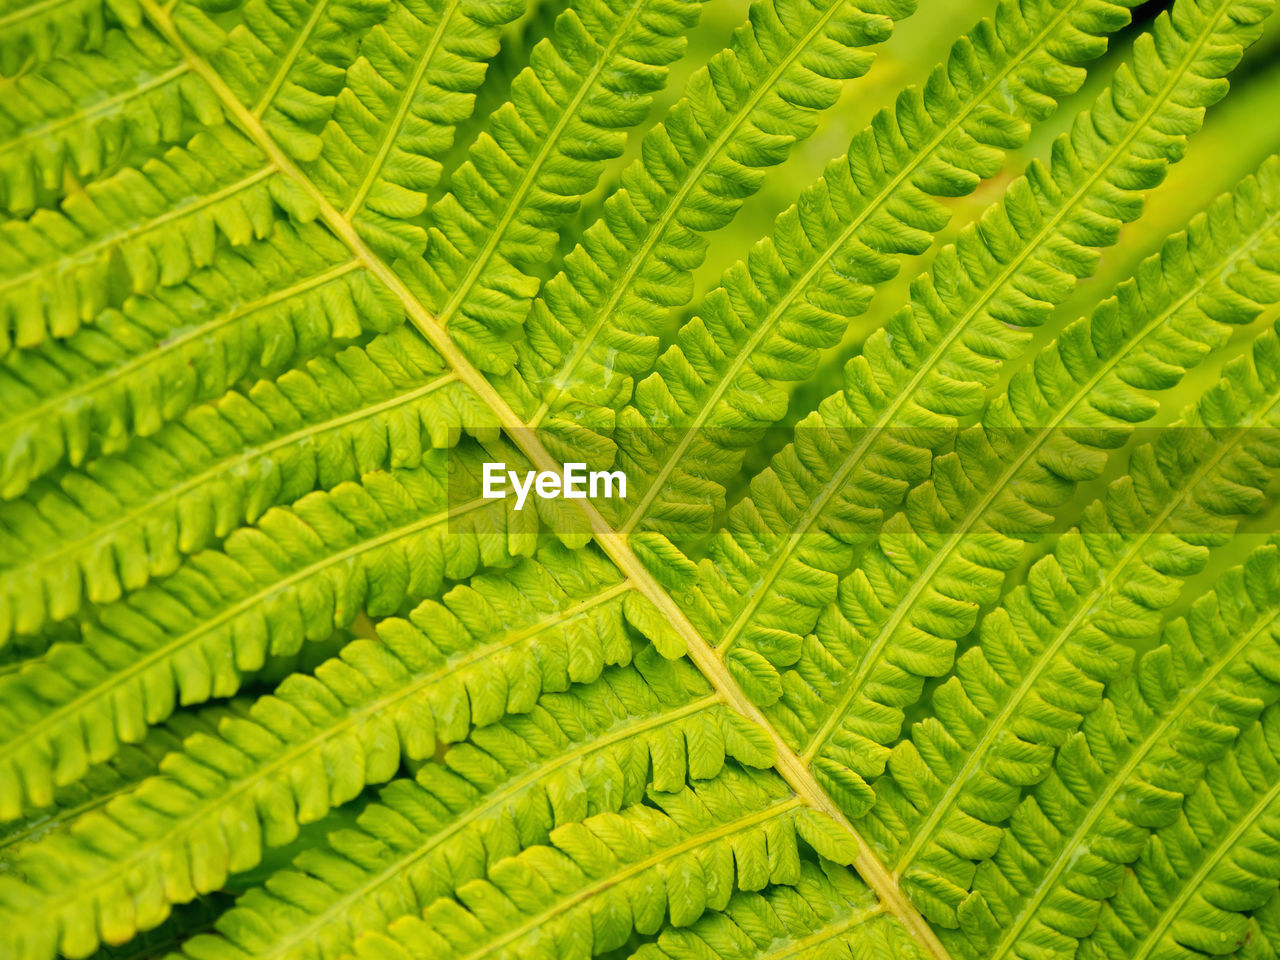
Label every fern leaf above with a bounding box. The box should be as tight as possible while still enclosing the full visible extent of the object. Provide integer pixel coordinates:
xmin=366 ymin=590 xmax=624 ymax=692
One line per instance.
xmin=0 ymin=0 xmax=141 ymax=77
xmin=173 ymin=0 xmax=394 ymax=125
xmin=0 ymin=701 xmax=239 ymax=862
xmin=850 ymin=332 xmax=1280 ymax=928
xmin=607 ymin=0 xmax=1142 ymax=537
xmin=0 ymin=224 xmax=400 ymax=499
xmin=745 ymin=153 xmax=1280 ymax=761
xmin=629 ymin=861 xmax=927 ymax=959
xmin=347 ymin=766 xmax=818 ymax=960
xmin=205 ymin=0 xmax=394 ymax=119
xmin=0 ymin=326 xmax=474 ymax=642
xmin=398 ymin=0 xmax=705 ymax=368
xmin=950 ymin=542 xmax=1280 ymax=959
xmin=677 ymin=0 xmax=1271 ymax=690
xmin=1076 ymin=702 xmax=1280 ymax=960
xmin=0 ymin=25 xmax=220 ymax=216
xmin=502 ymin=0 xmax=915 ymax=397
xmin=230 ymin=0 xmax=524 ymax=249
xmin=1 ymin=0 xmax=1277 ymax=957
xmin=0 ymin=125 xmax=294 ymax=351
xmin=158 ymin=658 xmax=770 ymax=960
xmin=0 ymin=452 xmax=528 ymax=815
xmin=0 ymin=549 xmax=681 ymax=958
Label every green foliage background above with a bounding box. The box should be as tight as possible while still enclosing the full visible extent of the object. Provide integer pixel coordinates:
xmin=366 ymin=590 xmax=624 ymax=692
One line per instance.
xmin=0 ymin=0 xmax=1279 ymax=959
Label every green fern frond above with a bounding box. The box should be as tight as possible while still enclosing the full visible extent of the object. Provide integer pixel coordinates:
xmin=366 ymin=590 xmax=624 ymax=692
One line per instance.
xmin=1076 ymin=701 xmax=1280 ymax=959
xmin=736 ymin=150 xmax=1280 ymax=764
xmin=174 ymin=0 xmax=395 ymax=126
xmin=256 ymin=0 xmax=522 ymax=237
xmin=346 ymin=765 xmax=850 ymax=960
xmin=161 ymin=657 xmax=769 ymax=960
xmin=503 ymin=0 xmax=915 ymax=393
xmin=0 ymin=24 xmax=220 ymax=216
xmin=677 ymin=0 xmax=1270 ymax=690
xmin=952 ymin=541 xmax=1280 ymax=958
xmin=0 ymin=125 xmax=295 ymax=351
xmin=0 ymin=224 xmax=405 ymax=500
xmin=1 ymin=0 xmax=1278 ymax=957
xmin=0 ymin=701 xmax=241 ymax=862
xmin=850 ymin=333 xmax=1280 ymax=927
xmin=0 ymin=0 xmax=141 ymax=77
xmin=629 ymin=861 xmax=926 ymax=960
xmin=0 ymin=452 xmax=528 ymax=816
xmin=403 ymin=0 xmax=706 ymax=360
xmin=747 ymin=156 xmax=1280 ymax=773
xmin=605 ymin=0 xmax=1141 ymax=537
xmin=0 ymin=326 xmax=472 ymax=642
xmin=0 ymin=547 xmax=677 ymax=957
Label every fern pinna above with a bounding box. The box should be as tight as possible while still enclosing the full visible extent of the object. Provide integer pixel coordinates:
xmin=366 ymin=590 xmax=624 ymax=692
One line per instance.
xmin=0 ymin=0 xmax=1278 ymax=958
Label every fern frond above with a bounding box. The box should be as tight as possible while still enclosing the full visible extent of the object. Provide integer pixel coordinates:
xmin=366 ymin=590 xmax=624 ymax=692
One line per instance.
xmin=347 ymin=765 xmax=853 ymax=960
xmin=848 ymin=333 xmax=1280 ymax=928
xmin=107 ymin=6 xmax=960 ymax=947
xmin=1075 ymin=701 xmax=1280 ymax=960
xmin=163 ymin=656 xmax=771 ymax=960
xmin=0 ymin=548 xmax=682 ymax=958
xmin=502 ymin=0 xmax=915 ymax=393
xmin=629 ymin=861 xmax=925 ymax=960
xmin=0 ymin=452 xmax=528 ymax=816
xmin=0 ymin=327 xmax=474 ymax=642
xmin=676 ymin=0 xmax=1271 ymax=685
xmin=172 ymin=0 xmax=394 ymax=123
xmin=2 ymin=0 xmax=1276 ymax=956
xmin=0 ymin=25 xmax=220 ymax=216
xmin=0 ymin=701 xmax=240 ymax=861
xmin=404 ymin=0 xmax=705 ymax=365
xmin=607 ymin=0 xmax=1143 ymax=536
xmin=0 ymin=223 xmax=401 ymax=499
xmin=1241 ymin=890 xmax=1280 ymax=959
xmin=0 ymin=0 xmax=140 ymax=77
xmin=0 ymin=124 xmax=307 ymax=351
xmin=248 ymin=0 xmax=523 ymax=243
xmin=743 ymin=152 xmax=1280 ymax=758
xmin=949 ymin=542 xmax=1280 ymax=958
